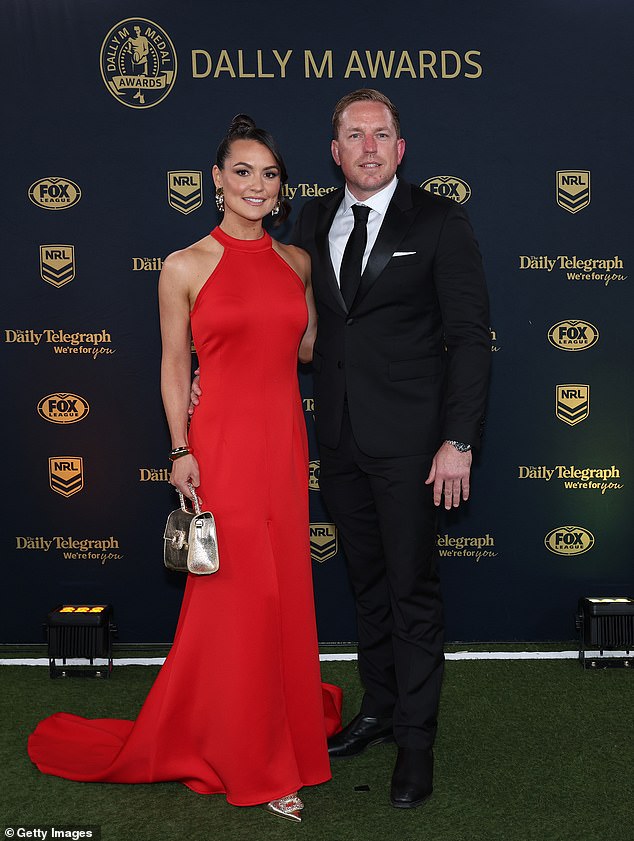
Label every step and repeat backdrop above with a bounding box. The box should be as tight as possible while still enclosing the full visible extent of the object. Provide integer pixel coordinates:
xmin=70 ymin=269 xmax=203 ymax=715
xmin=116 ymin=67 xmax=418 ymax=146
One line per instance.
xmin=2 ymin=1 xmax=632 ymax=643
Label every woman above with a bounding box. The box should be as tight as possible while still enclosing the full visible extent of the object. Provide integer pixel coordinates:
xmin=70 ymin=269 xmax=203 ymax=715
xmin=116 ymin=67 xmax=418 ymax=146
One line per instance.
xmin=28 ymin=116 xmax=341 ymax=823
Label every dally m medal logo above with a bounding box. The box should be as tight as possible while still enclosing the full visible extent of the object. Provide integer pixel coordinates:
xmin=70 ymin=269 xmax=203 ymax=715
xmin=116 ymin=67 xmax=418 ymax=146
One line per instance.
xmin=421 ymin=175 xmax=471 ymax=204
xmin=100 ymin=18 xmax=177 ymax=109
xmin=548 ymin=320 xmax=599 ymax=352
xmin=38 ymin=393 xmax=90 ymax=425
xmin=40 ymin=245 xmax=75 ymax=288
xmin=310 ymin=523 xmax=338 ymax=563
xmin=49 ymin=457 xmax=84 ymax=497
xmin=556 ymin=170 xmax=590 ymax=214
xmin=545 ymin=526 xmax=594 ymax=556
xmin=29 ymin=178 xmax=81 ymax=210
xmin=168 ymin=171 xmax=203 ymax=214
xmin=556 ymin=385 xmax=589 ymax=426
xmin=308 ymin=460 xmax=320 ymax=491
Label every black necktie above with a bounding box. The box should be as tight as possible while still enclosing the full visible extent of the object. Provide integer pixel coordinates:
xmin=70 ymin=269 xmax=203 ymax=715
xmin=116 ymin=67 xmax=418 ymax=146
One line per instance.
xmin=340 ymin=204 xmax=370 ymax=309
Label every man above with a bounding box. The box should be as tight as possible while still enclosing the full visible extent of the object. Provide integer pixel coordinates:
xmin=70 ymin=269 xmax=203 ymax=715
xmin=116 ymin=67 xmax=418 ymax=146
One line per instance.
xmin=293 ymin=89 xmax=490 ymax=808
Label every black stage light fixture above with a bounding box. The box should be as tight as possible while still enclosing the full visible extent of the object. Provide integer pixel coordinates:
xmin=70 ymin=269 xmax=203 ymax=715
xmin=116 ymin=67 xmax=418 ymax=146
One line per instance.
xmin=46 ymin=604 xmax=116 ymax=678
xmin=576 ymin=597 xmax=634 ymax=669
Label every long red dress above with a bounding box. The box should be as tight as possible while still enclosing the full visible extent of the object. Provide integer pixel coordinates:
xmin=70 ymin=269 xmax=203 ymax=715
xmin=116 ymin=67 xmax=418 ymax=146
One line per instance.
xmin=28 ymin=227 xmax=342 ymax=806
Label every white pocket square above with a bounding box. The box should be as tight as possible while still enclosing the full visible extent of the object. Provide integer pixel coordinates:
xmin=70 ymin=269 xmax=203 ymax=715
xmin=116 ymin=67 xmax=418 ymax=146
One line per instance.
xmin=392 ymin=251 xmax=417 ymax=257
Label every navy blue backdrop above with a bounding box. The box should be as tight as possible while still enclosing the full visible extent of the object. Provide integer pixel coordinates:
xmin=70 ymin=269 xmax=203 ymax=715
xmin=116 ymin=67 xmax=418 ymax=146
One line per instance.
xmin=2 ymin=0 xmax=632 ymax=643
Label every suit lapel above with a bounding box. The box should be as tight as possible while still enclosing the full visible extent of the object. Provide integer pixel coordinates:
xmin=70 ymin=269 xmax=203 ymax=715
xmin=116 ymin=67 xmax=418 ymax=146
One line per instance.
xmin=351 ymin=180 xmax=416 ymax=310
xmin=314 ymin=188 xmax=347 ymax=313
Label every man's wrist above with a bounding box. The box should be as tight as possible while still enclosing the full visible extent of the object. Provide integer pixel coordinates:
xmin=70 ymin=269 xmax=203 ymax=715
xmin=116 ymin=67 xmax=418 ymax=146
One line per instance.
xmin=445 ymin=440 xmax=471 ymax=453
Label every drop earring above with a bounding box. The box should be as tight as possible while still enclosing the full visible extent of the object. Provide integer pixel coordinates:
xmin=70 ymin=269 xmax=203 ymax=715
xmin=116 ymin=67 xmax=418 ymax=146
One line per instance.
xmin=215 ymin=187 xmax=224 ymax=212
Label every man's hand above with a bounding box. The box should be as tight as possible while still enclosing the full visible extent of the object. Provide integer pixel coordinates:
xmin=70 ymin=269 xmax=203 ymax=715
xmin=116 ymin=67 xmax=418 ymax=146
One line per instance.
xmin=188 ymin=367 xmax=201 ymax=416
xmin=425 ymin=441 xmax=472 ymax=509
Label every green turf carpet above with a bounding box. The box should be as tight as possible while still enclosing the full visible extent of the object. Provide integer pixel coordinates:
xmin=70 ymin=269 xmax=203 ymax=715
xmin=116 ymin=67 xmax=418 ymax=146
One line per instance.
xmin=3 ymin=659 xmax=633 ymax=841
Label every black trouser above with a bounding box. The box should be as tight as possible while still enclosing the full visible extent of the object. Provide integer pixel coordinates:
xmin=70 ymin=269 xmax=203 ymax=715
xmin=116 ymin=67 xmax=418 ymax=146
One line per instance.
xmin=319 ymin=406 xmax=444 ymax=750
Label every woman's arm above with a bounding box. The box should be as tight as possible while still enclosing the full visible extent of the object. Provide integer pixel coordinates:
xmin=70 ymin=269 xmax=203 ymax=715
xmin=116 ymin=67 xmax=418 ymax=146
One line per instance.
xmin=298 ymin=273 xmax=317 ymax=364
xmin=158 ymin=251 xmax=200 ymax=496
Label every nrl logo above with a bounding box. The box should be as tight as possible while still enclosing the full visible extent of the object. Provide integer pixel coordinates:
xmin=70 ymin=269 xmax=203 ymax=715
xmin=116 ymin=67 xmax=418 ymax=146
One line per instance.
xmin=39 ymin=245 xmax=75 ymax=288
xmin=310 ymin=523 xmax=338 ymax=563
xmin=556 ymin=385 xmax=589 ymax=426
xmin=49 ymin=457 xmax=84 ymax=497
xmin=556 ymin=170 xmax=590 ymax=214
xmin=168 ymin=171 xmax=203 ymax=214
xmin=421 ymin=175 xmax=471 ymax=204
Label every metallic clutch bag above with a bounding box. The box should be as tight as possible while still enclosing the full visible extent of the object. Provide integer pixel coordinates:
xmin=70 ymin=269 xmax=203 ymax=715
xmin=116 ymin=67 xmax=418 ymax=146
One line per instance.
xmin=163 ymin=483 xmax=219 ymax=575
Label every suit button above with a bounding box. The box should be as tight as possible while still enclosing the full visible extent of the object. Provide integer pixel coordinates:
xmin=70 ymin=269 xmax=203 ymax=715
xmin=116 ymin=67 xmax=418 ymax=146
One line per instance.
xmin=346 ymin=317 xmax=355 ymax=326
xmin=337 ymin=361 xmax=344 ymax=369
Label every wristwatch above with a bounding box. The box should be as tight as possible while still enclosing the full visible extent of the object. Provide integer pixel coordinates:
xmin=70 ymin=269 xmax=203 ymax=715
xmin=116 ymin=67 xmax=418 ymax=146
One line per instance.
xmin=446 ymin=440 xmax=471 ymax=452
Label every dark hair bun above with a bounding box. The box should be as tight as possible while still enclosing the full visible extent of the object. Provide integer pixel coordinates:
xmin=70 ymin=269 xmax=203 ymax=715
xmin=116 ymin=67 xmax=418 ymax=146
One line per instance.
xmin=229 ymin=114 xmax=257 ymax=136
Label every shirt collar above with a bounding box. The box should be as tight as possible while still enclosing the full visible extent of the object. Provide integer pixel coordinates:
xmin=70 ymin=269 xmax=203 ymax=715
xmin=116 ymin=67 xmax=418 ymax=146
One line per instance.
xmin=342 ymin=176 xmax=398 ymax=217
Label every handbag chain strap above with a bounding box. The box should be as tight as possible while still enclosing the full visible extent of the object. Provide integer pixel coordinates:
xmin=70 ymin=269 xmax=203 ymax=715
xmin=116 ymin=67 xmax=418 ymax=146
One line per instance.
xmin=177 ymin=482 xmax=202 ymax=515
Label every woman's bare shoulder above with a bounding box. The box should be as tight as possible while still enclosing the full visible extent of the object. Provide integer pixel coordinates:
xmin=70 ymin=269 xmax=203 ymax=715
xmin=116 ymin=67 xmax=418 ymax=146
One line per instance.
xmin=272 ymin=240 xmax=310 ymax=284
xmin=161 ymin=233 xmax=223 ymax=286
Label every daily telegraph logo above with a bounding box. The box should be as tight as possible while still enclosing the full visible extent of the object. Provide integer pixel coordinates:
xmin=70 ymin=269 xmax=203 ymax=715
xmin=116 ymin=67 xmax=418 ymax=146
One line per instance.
xmin=139 ymin=467 xmax=170 ymax=481
xmin=29 ymin=178 xmax=81 ymax=210
xmin=544 ymin=526 xmax=594 ymax=556
xmin=3 ymin=329 xmax=114 ymax=359
xmin=548 ymin=320 xmax=598 ymax=351
xmin=556 ymin=385 xmax=589 ymax=426
xmin=421 ymin=175 xmax=471 ymax=204
xmin=168 ymin=171 xmax=203 ymax=214
xmin=518 ymin=465 xmax=623 ymax=494
xmin=132 ymin=257 xmax=163 ymax=271
xmin=16 ymin=535 xmax=122 ymax=564
xmin=437 ymin=534 xmax=497 ymax=562
xmin=308 ymin=460 xmax=320 ymax=491
xmin=100 ymin=18 xmax=177 ymax=108
xmin=556 ymin=170 xmax=590 ymax=213
xmin=281 ymin=184 xmax=337 ymax=200
xmin=40 ymin=245 xmax=75 ymax=287
xmin=518 ymin=254 xmax=626 ymax=286
xmin=310 ymin=523 xmax=337 ymax=563
xmin=49 ymin=457 xmax=84 ymax=497
xmin=38 ymin=393 xmax=90 ymax=425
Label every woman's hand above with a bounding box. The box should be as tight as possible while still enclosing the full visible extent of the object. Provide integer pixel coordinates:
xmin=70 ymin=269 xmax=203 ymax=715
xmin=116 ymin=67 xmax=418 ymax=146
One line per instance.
xmin=188 ymin=367 xmax=202 ymax=416
xmin=169 ymin=454 xmax=201 ymax=502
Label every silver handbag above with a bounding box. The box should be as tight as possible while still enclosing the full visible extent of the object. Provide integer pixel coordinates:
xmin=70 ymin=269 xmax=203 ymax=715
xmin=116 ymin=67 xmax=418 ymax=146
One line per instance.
xmin=163 ymin=483 xmax=219 ymax=575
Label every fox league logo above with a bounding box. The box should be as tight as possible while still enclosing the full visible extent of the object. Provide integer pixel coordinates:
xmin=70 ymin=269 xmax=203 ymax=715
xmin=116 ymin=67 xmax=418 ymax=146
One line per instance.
xmin=545 ymin=526 xmax=594 ymax=556
xmin=421 ymin=175 xmax=471 ymax=204
xmin=38 ymin=393 xmax=90 ymax=425
xmin=29 ymin=178 xmax=81 ymax=210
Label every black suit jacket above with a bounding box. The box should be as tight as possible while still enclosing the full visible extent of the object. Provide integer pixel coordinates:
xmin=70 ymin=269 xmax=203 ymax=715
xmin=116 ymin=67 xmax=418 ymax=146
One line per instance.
xmin=294 ymin=180 xmax=490 ymax=458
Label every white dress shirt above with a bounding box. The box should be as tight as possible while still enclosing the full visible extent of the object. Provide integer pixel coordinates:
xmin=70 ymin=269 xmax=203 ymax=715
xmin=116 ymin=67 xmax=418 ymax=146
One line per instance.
xmin=328 ymin=176 xmax=398 ymax=286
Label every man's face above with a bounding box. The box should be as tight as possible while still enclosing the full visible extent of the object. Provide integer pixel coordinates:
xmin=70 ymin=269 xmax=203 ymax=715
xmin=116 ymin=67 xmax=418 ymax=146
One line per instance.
xmin=331 ymin=101 xmax=405 ymax=201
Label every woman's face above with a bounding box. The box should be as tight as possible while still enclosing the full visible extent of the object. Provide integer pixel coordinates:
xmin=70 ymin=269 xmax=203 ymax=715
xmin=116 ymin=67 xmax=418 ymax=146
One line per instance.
xmin=213 ymin=139 xmax=280 ymax=223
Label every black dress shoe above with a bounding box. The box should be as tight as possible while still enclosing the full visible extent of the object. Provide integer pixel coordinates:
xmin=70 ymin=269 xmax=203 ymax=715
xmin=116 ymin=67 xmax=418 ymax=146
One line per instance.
xmin=390 ymin=747 xmax=433 ymax=808
xmin=327 ymin=713 xmax=394 ymax=758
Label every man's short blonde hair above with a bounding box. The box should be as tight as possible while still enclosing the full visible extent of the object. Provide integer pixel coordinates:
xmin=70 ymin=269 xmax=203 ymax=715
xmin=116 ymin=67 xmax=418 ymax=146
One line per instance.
xmin=332 ymin=89 xmax=401 ymax=139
